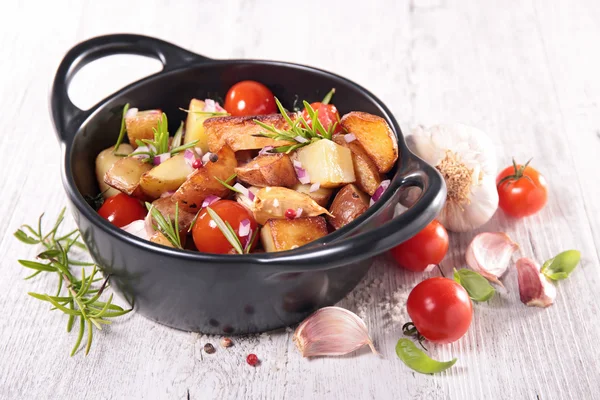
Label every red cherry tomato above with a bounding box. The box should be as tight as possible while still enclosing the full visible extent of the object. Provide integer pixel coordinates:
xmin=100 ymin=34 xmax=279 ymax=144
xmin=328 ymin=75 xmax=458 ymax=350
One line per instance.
xmin=98 ymin=193 xmax=146 ymax=228
xmin=224 ymin=81 xmax=277 ymax=116
xmin=192 ymin=200 xmax=258 ymax=254
xmin=390 ymin=220 xmax=449 ymax=272
xmin=496 ymin=160 xmax=548 ymax=218
xmin=407 ymin=277 xmax=473 ymax=344
xmin=301 ymin=102 xmax=342 ymax=134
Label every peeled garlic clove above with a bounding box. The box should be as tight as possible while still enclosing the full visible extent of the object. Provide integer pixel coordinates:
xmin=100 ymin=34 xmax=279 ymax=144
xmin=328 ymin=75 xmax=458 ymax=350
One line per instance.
xmin=293 ymin=306 xmax=378 ymax=357
xmin=465 ymin=232 xmax=519 ymax=287
xmin=516 ymin=257 xmax=556 ymax=308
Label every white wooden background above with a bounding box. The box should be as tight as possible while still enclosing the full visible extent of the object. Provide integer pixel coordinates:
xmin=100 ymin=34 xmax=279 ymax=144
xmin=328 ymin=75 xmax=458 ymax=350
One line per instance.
xmin=1 ymin=1 xmax=599 ymax=399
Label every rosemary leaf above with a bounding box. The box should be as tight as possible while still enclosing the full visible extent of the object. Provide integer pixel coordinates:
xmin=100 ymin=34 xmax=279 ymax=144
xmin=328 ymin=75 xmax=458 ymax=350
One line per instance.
xmin=321 ymin=88 xmax=336 ymax=105
xmin=171 ymin=121 xmax=184 ymax=149
xmin=206 ymin=207 xmax=244 ymax=254
xmin=114 ymin=103 xmax=130 ymax=152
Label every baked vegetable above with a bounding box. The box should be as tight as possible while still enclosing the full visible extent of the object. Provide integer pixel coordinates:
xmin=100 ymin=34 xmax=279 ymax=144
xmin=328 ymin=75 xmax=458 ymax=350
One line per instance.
xmin=104 ymin=157 xmax=153 ymax=198
xmin=150 ymin=196 xmax=197 ymax=232
xmin=328 ymin=184 xmax=370 ymax=230
xmin=340 ymin=112 xmax=398 ymax=173
xmin=150 ymin=231 xmax=175 ymax=248
xmin=333 ymin=135 xmax=382 ymax=196
xmin=95 ymin=144 xmax=133 ymax=198
xmin=139 ymin=153 xmax=194 ymax=199
xmin=295 ymin=139 xmax=355 ymax=188
xmin=235 ymin=154 xmax=298 ymax=188
xmin=125 ymin=109 xmax=162 ymax=149
xmin=183 ymin=99 xmax=214 ymax=153
xmin=205 ymin=114 xmax=295 ymax=152
xmin=261 ymin=217 xmax=328 ymax=252
xmin=172 ymin=145 xmax=237 ymax=212
xmin=252 ymin=187 xmax=333 ymax=225
xmin=292 ymin=183 xmax=334 ymax=207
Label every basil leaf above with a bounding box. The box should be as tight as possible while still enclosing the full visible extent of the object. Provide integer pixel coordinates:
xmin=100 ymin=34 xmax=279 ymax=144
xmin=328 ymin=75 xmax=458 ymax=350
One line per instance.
xmin=541 ymin=250 xmax=581 ymax=281
xmin=395 ymin=339 xmax=456 ymax=374
xmin=453 ymin=269 xmax=495 ymax=302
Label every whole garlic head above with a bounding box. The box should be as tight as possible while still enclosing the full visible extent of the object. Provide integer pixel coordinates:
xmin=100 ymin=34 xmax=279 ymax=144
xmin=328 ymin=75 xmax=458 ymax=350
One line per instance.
xmin=408 ymin=124 xmax=499 ymax=232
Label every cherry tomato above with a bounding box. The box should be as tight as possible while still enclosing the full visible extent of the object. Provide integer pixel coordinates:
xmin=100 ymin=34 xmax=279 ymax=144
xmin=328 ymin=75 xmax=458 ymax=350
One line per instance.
xmin=496 ymin=159 xmax=548 ymax=218
xmin=224 ymin=81 xmax=277 ymax=116
xmin=192 ymin=200 xmax=258 ymax=254
xmin=98 ymin=193 xmax=146 ymax=228
xmin=407 ymin=277 xmax=473 ymax=344
xmin=390 ymin=220 xmax=449 ymax=272
xmin=301 ymin=102 xmax=342 ymax=134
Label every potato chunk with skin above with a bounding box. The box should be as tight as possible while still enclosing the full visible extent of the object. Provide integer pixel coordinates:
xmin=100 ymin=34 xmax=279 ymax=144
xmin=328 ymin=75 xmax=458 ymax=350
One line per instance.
xmin=295 ymin=139 xmax=355 ymax=188
xmin=183 ymin=99 xmax=214 ymax=153
xmin=292 ymin=183 xmax=334 ymax=207
xmin=150 ymin=196 xmax=197 ymax=233
xmin=150 ymin=231 xmax=175 ymax=248
xmin=340 ymin=112 xmax=398 ymax=173
xmin=333 ymin=135 xmax=382 ymax=196
xmin=172 ymin=145 xmax=237 ymax=212
xmin=204 ymin=114 xmax=295 ymax=152
xmin=95 ymin=144 xmax=133 ymax=198
xmin=327 ymin=184 xmax=370 ymax=230
xmin=261 ymin=217 xmax=328 ymax=252
xmin=125 ymin=109 xmax=162 ymax=149
xmin=104 ymin=156 xmax=153 ymax=198
xmin=253 ymin=187 xmax=333 ymax=225
xmin=139 ymin=153 xmax=194 ymax=199
xmin=235 ymin=154 xmax=298 ymax=188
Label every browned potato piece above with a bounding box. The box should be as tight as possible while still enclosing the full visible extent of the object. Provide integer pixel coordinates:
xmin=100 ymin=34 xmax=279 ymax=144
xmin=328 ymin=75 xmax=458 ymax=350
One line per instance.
xmin=150 ymin=231 xmax=175 ymax=248
xmin=340 ymin=112 xmax=398 ymax=173
xmin=95 ymin=144 xmax=134 ymax=198
xmin=333 ymin=135 xmax=382 ymax=196
xmin=327 ymin=184 xmax=370 ymax=230
xmin=205 ymin=114 xmax=295 ymax=152
xmin=292 ymin=183 xmax=334 ymax=207
xmin=125 ymin=109 xmax=162 ymax=149
xmin=151 ymin=196 xmax=197 ymax=232
xmin=235 ymin=154 xmax=298 ymax=188
xmin=104 ymin=157 xmax=153 ymax=198
xmin=172 ymin=145 xmax=237 ymax=212
xmin=261 ymin=217 xmax=328 ymax=252
xmin=139 ymin=153 xmax=195 ymax=199
xmin=253 ymin=187 xmax=333 ymax=225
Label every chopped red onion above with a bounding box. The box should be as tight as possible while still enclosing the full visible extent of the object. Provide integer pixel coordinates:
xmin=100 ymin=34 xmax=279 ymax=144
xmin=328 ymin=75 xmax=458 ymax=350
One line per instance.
xmin=194 ymin=147 xmax=204 ymax=157
xmin=202 ymin=195 xmax=220 ymax=208
xmin=122 ymin=220 xmax=150 ymax=240
xmin=296 ymin=208 xmax=303 ymax=218
xmin=293 ymin=161 xmax=310 ymax=184
xmin=183 ymin=149 xmax=196 ymax=166
xmin=234 ymin=183 xmax=250 ymax=197
xmin=344 ymin=133 xmax=357 ymax=143
xmin=293 ymin=160 xmax=302 ymax=168
xmin=160 ymin=190 xmax=175 ymax=198
xmin=309 ymin=183 xmax=321 ymax=192
xmin=203 ymin=99 xmax=217 ymax=112
xmin=370 ymin=179 xmax=391 ymax=206
xmin=294 ymin=135 xmax=309 ymax=143
xmin=238 ymin=219 xmax=251 ymax=237
xmin=247 ymin=190 xmax=255 ymax=201
xmin=215 ymin=102 xmax=226 ymax=113
xmin=202 ymin=152 xmax=213 ymax=165
xmin=259 ymin=146 xmax=275 ymax=155
xmin=125 ymin=107 xmax=139 ymax=119
xmin=153 ymin=153 xmax=171 ymax=166
xmin=132 ymin=145 xmax=150 ymax=159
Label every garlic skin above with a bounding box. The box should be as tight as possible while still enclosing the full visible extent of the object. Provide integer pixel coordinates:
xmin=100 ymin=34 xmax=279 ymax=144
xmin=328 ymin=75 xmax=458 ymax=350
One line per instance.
xmin=466 ymin=232 xmax=519 ymax=286
xmin=293 ymin=306 xmax=378 ymax=357
xmin=408 ymin=124 xmax=499 ymax=232
xmin=516 ymin=257 xmax=556 ymax=308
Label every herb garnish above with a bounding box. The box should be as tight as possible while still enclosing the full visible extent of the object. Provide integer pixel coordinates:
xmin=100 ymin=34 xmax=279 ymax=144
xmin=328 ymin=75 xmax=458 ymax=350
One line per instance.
xmin=113 ymin=103 xmax=130 ymax=153
xmin=14 ymin=208 xmax=131 ymax=356
xmin=214 ymin=173 xmax=239 ymax=193
xmin=453 ymin=268 xmax=495 ymax=302
xmin=179 ymin=107 xmax=229 ymax=117
xmin=395 ymin=338 xmax=457 ymax=375
xmin=171 ymin=121 xmax=184 ymax=149
xmin=253 ymin=98 xmax=337 ymax=154
xmin=206 ymin=207 xmax=256 ymax=254
xmin=145 ymin=202 xmax=183 ymax=249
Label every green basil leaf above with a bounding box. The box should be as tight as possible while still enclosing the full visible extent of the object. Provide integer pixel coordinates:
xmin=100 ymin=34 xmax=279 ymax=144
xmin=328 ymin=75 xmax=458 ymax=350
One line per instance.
xmin=395 ymin=339 xmax=456 ymax=374
xmin=541 ymin=250 xmax=581 ymax=281
xmin=453 ymin=269 xmax=495 ymax=302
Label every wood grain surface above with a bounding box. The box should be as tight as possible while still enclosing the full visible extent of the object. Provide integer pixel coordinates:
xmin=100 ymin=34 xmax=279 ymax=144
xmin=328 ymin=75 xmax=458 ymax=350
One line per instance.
xmin=1 ymin=1 xmax=599 ymax=399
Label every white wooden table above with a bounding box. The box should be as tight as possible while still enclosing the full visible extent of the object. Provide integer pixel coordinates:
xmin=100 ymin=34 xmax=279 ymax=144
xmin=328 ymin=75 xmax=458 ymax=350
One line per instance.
xmin=2 ymin=1 xmax=600 ymax=399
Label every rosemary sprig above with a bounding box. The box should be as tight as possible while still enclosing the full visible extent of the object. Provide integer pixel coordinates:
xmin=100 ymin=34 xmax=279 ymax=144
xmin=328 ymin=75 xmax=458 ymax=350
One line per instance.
xmin=179 ymin=107 xmax=229 ymax=117
xmin=321 ymin=88 xmax=335 ymax=105
xmin=145 ymin=202 xmax=183 ymax=249
xmin=113 ymin=103 xmax=130 ymax=153
xmin=171 ymin=121 xmax=184 ymax=149
xmin=206 ymin=207 xmax=254 ymax=255
xmin=214 ymin=173 xmax=239 ymax=193
xmin=13 ymin=208 xmax=131 ymax=356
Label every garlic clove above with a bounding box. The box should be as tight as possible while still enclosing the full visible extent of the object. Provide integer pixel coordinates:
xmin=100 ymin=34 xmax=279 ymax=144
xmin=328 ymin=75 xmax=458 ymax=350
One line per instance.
xmin=516 ymin=257 xmax=556 ymax=308
xmin=465 ymin=232 xmax=519 ymax=287
xmin=293 ymin=306 xmax=378 ymax=357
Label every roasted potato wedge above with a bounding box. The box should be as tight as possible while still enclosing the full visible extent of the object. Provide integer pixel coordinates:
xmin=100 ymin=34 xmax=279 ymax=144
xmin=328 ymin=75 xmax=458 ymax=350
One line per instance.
xmin=253 ymin=187 xmax=332 ymax=225
xmin=104 ymin=156 xmax=153 ymax=198
xmin=151 ymin=196 xmax=197 ymax=232
xmin=95 ymin=144 xmax=133 ymax=198
xmin=139 ymin=153 xmax=194 ymax=199
xmin=261 ymin=217 xmax=328 ymax=252
xmin=333 ymin=135 xmax=382 ymax=196
xmin=125 ymin=109 xmax=162 ymax=149
xmin=183 ymin=99 xmax=215 ymax=153
xmin=172 ymin=145 xmax=237 ymax=212
xmin=340 ymin=112 xmax=398 ymax=173
xmin=150 ymin=231 xmax=175 ymax=248
xmin=295 ymin=139 xmax=355 ymax=188
xmin=205 ymin=114 xmax=295 ymax=152
xmin=292 ymin=183 xmax=334 ymax=207
xmin=327 ymin=184 xmax=370 ymax=230
xmin=235 ymin=154 xmax=298 ymax=188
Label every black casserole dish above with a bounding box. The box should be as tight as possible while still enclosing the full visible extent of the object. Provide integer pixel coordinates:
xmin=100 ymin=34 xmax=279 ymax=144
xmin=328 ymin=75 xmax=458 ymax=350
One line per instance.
xmin=50 ymin=34 xmax=446 ymax=334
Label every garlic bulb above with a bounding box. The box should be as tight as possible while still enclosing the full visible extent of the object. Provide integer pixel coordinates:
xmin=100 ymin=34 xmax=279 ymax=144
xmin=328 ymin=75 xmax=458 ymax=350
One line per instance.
xmin=408 ymin=124 xmax=499 ymax=232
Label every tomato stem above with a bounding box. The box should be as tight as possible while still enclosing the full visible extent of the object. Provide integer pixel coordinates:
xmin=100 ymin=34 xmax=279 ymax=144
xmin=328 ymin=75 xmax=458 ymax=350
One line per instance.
xmin=497 ymin=157 xmax=535 ymax=187
xmin=402 ymin=322 xmax=428 ymax=351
